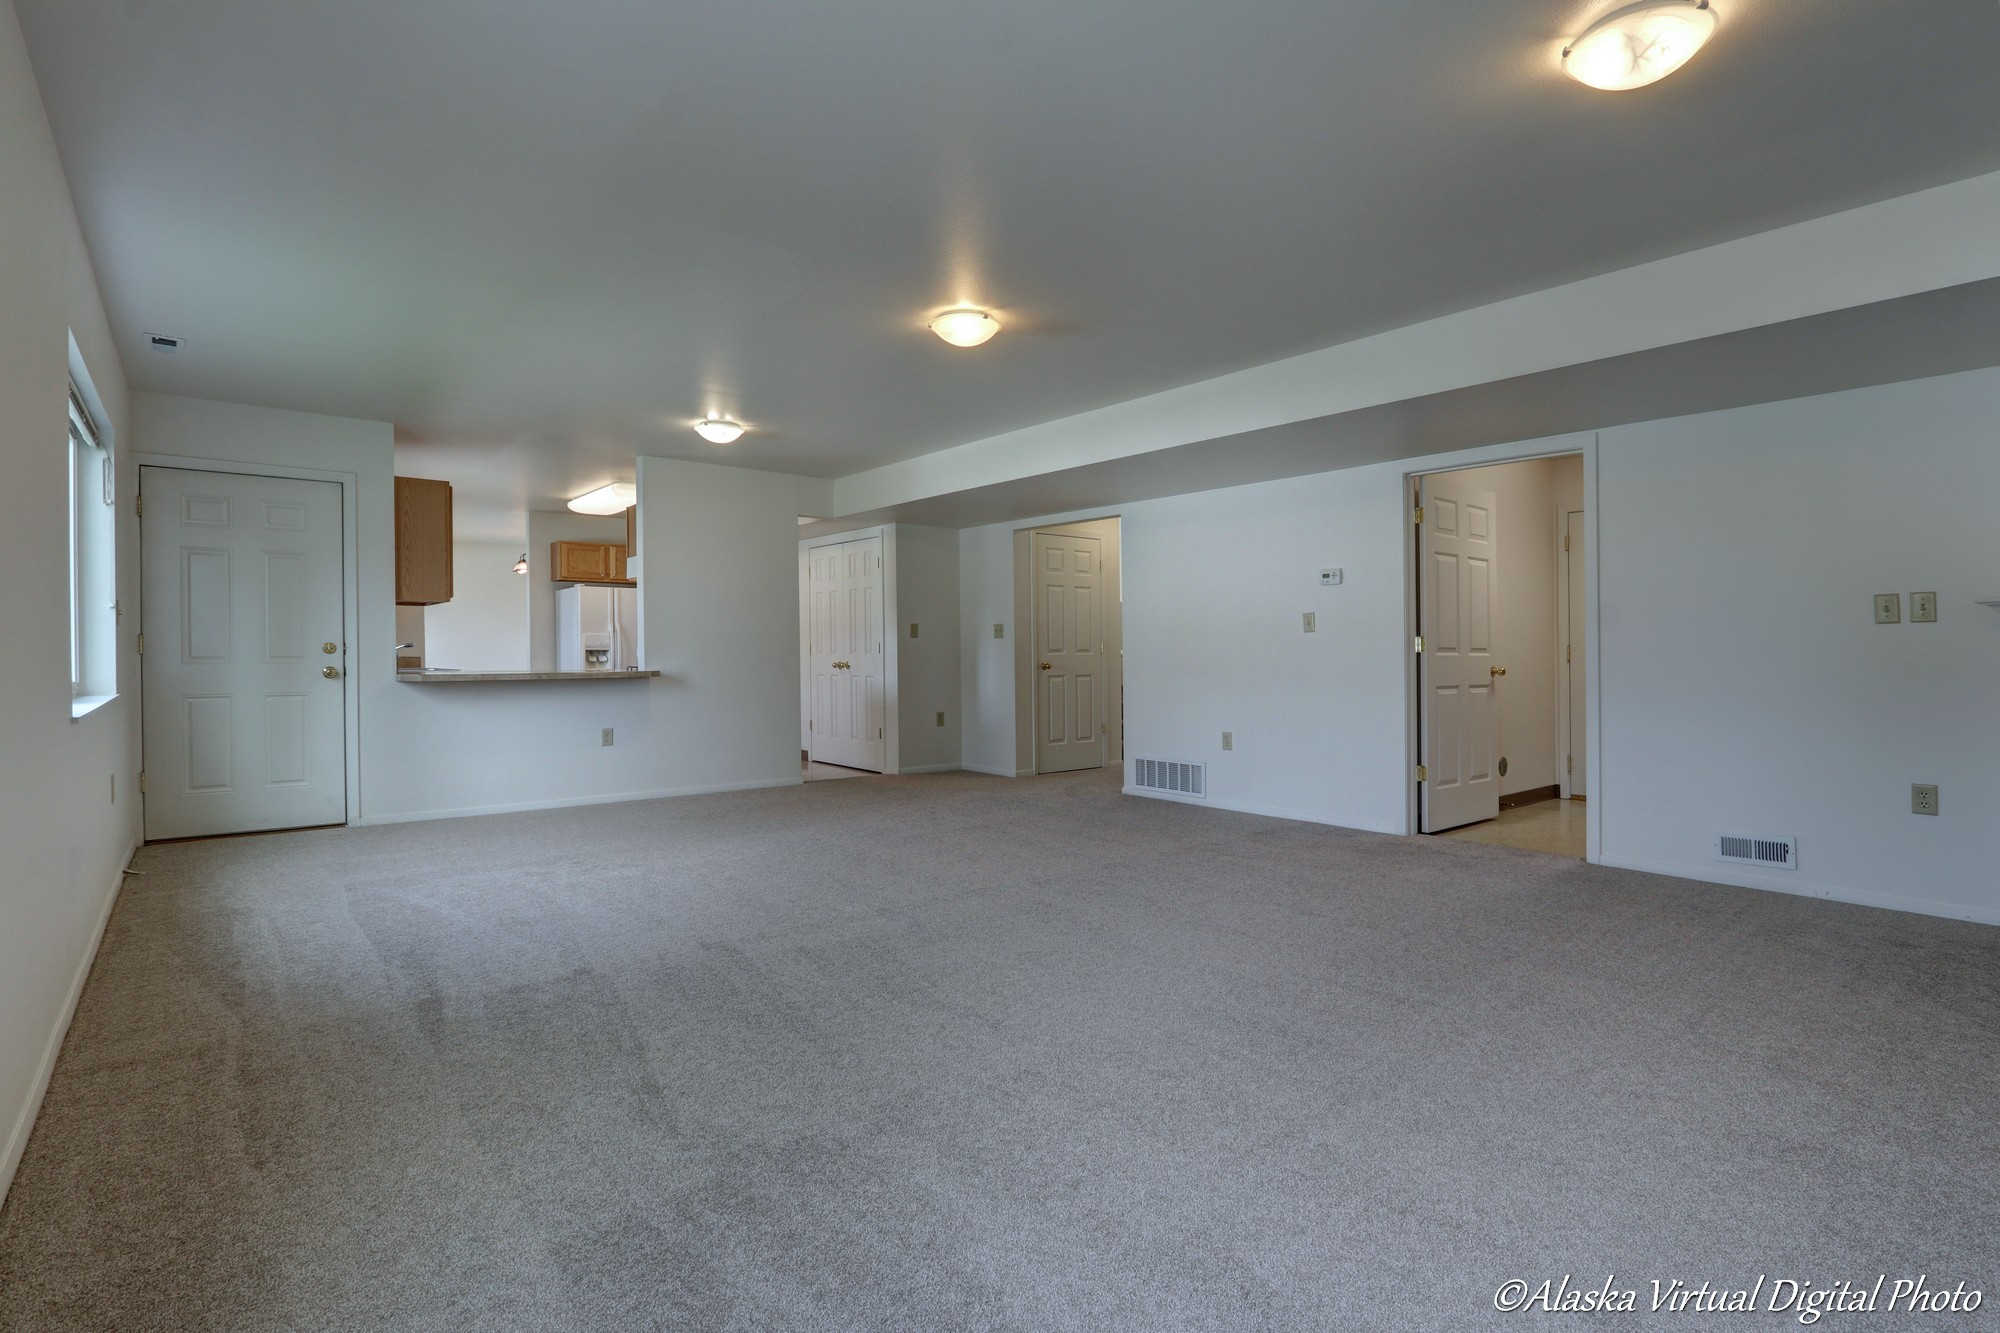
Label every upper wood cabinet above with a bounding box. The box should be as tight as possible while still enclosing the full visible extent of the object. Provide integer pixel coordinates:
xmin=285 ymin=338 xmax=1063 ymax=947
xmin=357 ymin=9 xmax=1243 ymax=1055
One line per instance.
xmin=550 ymin=540 xmax=634 ymax=586
xmin=623 ymin=505 xmax=636 ymax=561
xmin=394 ymin=476 xmax=453 ymax=605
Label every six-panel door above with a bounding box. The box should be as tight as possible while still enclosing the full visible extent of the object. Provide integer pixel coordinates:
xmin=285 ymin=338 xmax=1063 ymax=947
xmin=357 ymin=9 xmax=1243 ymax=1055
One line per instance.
xmin=140 ymin=467 xmax=348 ymax=838
xmin=1033 ymin=531 xmax=1105 ymax=773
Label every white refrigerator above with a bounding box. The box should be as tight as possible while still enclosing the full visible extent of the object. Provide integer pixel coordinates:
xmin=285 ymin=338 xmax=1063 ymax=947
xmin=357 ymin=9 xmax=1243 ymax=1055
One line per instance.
xmin=556 ymin=585 xmax=639 ymax=671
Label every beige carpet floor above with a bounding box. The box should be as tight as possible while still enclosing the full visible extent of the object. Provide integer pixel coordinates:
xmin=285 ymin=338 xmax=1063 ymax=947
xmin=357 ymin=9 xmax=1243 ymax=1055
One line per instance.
xmin=1 ymin=769 xmax=1995 ymax=1331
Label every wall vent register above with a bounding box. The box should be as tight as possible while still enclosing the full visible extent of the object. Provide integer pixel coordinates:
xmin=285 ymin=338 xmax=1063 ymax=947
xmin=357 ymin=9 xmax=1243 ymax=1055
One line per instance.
xmin=1714 ymin=833 xmax=1797 ymax=871
xmin=1134 ymin=758 xmax=1206 ymax=798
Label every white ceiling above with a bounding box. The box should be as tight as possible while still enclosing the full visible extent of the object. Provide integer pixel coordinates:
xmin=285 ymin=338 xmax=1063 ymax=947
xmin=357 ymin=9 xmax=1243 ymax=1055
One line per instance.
xmin=19 ymin=0 xmax=2000 ymax=527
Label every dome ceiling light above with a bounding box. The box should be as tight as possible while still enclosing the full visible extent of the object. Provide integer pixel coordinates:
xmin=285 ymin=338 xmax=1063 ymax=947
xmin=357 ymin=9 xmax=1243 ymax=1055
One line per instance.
xmin=567 ymin=482 xmax=637 ymax=515
xmin=693 ymin=417 xmax=746 ymax=444
xmin=929 ymin=308 xmax=1001 ymax=348
xmin=1563 ymin=0 xmax=1718 ymax=91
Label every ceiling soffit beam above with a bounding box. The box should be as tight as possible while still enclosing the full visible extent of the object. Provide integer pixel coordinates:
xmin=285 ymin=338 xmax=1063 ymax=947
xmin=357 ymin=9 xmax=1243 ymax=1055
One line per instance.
xmin=832 ymin=170 xmax=2000 ymax=519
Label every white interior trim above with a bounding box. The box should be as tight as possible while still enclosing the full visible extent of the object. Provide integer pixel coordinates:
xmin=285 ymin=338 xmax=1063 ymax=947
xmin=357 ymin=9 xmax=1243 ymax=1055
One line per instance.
xmin=0 ymin=862 xmax=127 ymax=1206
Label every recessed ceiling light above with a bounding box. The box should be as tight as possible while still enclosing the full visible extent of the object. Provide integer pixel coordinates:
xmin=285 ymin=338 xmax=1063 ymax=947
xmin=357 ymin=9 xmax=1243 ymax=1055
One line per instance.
xmin=567 ymin=482 xmax=636 ymax=515
xmin=929 ymin=308 xmax=1001 ymax=348
xmin=1564 ymin=0 xmax=1717 ymax=91
xmin=694 ymin=417 xmax=746 ymax=444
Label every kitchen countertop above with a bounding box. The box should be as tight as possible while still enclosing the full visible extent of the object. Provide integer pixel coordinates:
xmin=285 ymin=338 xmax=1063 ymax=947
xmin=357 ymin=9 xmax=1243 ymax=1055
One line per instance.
xmin=396 ymin=670 xmax=661 ymax=684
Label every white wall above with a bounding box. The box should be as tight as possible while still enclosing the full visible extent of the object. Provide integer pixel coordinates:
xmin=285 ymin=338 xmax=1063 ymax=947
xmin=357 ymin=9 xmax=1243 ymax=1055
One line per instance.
xmin=959 ymin=370 xmax=2000 ymax=924
xmin=132 ymin=396 xmax=833 ymax=823
xmin=424 ymin=541 xmax=528 ymax=672
xmin=0 ymin=0 xmax=139 ymax=1203
xmin=525 ymin=510 xmax=625 ymax=671
xmin=1596 ymin=369 xmax=2000 ymax=923
xmin=891 ymin=524 xmax=961 ymax=773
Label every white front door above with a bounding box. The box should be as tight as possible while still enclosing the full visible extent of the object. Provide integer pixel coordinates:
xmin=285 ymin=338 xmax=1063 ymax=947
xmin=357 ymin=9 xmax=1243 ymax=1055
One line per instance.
xmin=1563 ymin=508 xmax=1587 ymax=799
xmin=1419 ymin=475 xmax=1500 ymax=832
xmin=140 ymin=467 xmax=348 ymax=838
xmin=808 ymin=536 xmax=886 ymax=772
xmin=1033 ymin=530 xmax=1105 ymax=774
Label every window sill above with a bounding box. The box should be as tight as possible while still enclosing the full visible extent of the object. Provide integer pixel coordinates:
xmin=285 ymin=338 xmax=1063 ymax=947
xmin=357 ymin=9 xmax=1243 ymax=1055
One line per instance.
xmin=70 ymin=693 xmax=117 ymax=721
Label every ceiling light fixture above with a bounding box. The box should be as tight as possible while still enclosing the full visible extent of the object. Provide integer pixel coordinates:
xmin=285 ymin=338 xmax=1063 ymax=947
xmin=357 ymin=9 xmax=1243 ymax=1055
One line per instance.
xmin=693 ymin=417 xmax=746 ymax=444
xmin=512 ymin=553 xmax=528 ymax=574
xmin=1563 ymin=0 xmax=1717 ymax=91
xmin=567 ymin=482 xmax=637 ymax=515
xmin=929 ymin=308 xmax=1001 ymax=348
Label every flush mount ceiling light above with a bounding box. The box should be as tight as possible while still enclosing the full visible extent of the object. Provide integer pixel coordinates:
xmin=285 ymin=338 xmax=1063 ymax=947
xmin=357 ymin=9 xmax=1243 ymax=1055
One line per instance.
xmin=512 ymin=553 xmax=528 ymax=574
xmin=567 ymin=482 xmax=637 ymax=515
xmin=693 ymin=417 xmax=746 ymax=445
xmin=1564 ymin=0 xmax=1717 ymax=91
xmin=928 ymin=308 xmax=1001 ymax=348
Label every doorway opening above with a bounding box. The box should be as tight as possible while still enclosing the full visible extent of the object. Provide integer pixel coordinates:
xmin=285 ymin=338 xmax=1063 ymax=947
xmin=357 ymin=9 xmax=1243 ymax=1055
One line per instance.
xmin=1013 ymin=517 xmax=1122 ymax=777
xmin=1409 ymin=454 xmax=1587 ymax=858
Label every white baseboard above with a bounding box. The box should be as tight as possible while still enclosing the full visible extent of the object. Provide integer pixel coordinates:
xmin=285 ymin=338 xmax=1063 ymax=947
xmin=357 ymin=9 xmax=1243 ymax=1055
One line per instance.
xmin=1122 ymin=786 xmax=1400 ymax=834
xmin=895 ymin=763 xmax=964 ymax=775
xmin=1596 ymin=852 xmax=2000 ymax=928
xmin=960 ymin=763 xmax=1032 ymax=778
xmin=356 ymin=776 xmax=804 ymax=826
xmin=1 ymin=850 xmax=132 ymax=1209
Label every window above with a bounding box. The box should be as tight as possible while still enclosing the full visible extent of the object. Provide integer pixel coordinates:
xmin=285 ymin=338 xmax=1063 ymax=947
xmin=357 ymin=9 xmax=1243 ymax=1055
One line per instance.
xmin=68 ymin=376 xmax=116 ymax=713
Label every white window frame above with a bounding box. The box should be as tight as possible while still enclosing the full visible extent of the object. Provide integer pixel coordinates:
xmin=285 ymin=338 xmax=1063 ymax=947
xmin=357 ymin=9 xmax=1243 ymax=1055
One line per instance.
xmin=68 ymin=377 xmax=116 ymax=715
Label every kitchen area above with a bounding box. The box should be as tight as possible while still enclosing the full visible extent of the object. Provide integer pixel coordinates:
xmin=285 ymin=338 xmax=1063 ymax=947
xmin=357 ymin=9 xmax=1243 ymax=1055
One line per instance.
xmin=392 ymin=476 xmax=657 ymax=686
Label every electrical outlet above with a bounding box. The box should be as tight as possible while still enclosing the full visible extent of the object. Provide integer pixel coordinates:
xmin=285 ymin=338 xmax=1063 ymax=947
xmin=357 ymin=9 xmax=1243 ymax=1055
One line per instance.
xmin=935 ymin=711 xmax=945 ymax=727
xmin=1221 ymin=731 xmax=1233 ymax=750
xmin=1911 ymin=784 xmax=1939 ymax=816
xmin=1873 ymin=593 xmax=1901 ymax=624
xmin=1302 ymin=612 xmax=1316 ymax=633
xmin=600 ymin=728 xmax=614 ymax=747
xmin=1910 ymin=592 xmax=1937 ymax=623
xmin=993 ymin=623 xmax=1005 ymax=639
xmin=1319 ymin=568 xmax=1343 ymax=586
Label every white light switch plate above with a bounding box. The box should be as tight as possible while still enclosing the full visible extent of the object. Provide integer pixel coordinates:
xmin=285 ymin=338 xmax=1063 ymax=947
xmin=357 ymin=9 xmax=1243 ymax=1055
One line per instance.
xmin=1873 ymin=593 xmax=1900 ymax=624
xmin=1910 ymin=592 xmax=1937 ymax=623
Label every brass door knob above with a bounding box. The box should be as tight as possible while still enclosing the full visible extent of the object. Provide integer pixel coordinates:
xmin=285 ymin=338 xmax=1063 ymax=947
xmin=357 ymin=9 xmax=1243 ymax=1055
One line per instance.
xmin=1489 ymin=666 xmax=1508 ymax=677
xmin=1040 ymin=662 xmax=1052 ymax=670
xmin=322 ymin=665 xmax=340 ymax=679
xmin=321 ymin=642 xmax=339 ymax=655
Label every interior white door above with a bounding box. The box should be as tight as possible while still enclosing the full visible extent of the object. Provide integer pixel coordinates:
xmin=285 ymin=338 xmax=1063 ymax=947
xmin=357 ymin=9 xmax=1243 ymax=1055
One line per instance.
xmin=140 ymin=467 xmax=347 ymax=838
xmin=1564 ymin=508 xmax=1587 ymax=798
xmin=808 ymin=536 xmax=886 ymax=772
xmin=1419 ymin=475 xmax=1500 ymax=832
xmin=1033 ymin=530 xmax=1105 ymax=774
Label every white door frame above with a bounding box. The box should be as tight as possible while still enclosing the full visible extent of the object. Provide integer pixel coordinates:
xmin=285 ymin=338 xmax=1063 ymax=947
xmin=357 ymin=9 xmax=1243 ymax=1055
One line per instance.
xmin=1012 ymin=516 xmax=1123 ymax=777
xmin=799 ymin=524 xmax=901 ymax=774
xmin=1556 ymin=504 xmax=1585 ymax=802
xmin=135 ymin=452 xmax=362 ymax=829
xmin=1403 ymin=435 xmax=1599 ymax=860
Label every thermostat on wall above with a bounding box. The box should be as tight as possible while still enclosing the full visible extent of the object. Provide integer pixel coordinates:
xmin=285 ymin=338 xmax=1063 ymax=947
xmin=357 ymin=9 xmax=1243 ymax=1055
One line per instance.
xmin=1319 ymin=568 xmax=1343 ymax=586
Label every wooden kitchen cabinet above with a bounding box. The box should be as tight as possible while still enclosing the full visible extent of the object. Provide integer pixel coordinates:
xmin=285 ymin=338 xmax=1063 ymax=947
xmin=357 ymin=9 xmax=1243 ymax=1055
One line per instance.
xmin=395 ymin=476 xmax=453 ymax=605
xmin=550 ymin=540 xmax=635 ymax=586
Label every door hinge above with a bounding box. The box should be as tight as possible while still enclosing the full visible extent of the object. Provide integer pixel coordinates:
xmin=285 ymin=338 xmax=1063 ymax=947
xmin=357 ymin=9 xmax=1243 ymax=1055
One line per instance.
xmin=1567 ymin=755 xmax=1573 ymax=774
xmin=1563 ymin=532 xmax=1569 ymax=552
xmin=1566 ymin=643 xmax=1572 ymax=663
xmin=1412 ymin=506 xmax=1424 ymax=525
xmin=138 ymin=772 xmax=147 ymax=794
xmin=1415 ymin=764 xmax=1428 ymax=783
xmin=1413 ymin=634 xmax=1424 ymax=654
xmin=878 ymin=727 xmax=883 ymax=739
xmin=136 ymin=633 xmax=145 ymax=655
xmin=135 ymin=494 xmax=144 ymax=517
